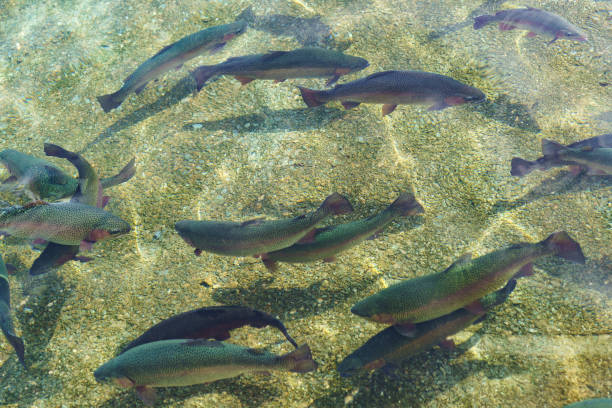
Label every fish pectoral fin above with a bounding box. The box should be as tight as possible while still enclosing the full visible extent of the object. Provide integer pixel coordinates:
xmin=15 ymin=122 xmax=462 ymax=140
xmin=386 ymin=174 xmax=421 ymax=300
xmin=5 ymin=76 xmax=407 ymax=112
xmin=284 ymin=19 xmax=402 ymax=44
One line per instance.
xmin=382 ymin=104 xmax=397 ymax=116
xmin=254 ymin=370 xmax=272 ymax=376
xmin=441 ymin=253 xmax=472 ymax=274
xmin=134 ymin=82 xmax=149 ymax=95
xmin=297 ymin=229 xmax=317 ymax=244
xmin=341 ymin=101 xmax=360 ymax=109
xmin=464 ymin=300 xmax=486 ymax=315
xmin=325 ymin=75 xmax=340 ymax=87
xmin=135 ymin=386 xmax=157 ymax=406
xmin=428 ymin=101 xmax=449 ymax=111
xmin=438 ymin=339 xmax=456 ymax=350
xmin=526 ymin=31 xmax=537 ymax=38
xmin=498 ymin=23 xmax=516 ymax=31
xmin=240 ymin=217 xmax=266 ymax=227
xmin=514 ymin=263 xmax=534 ymax=278
xmin=234 ymin=76 xmax=254 ymax=85
xmin=393 ymin=322 xmax=417 ymax=337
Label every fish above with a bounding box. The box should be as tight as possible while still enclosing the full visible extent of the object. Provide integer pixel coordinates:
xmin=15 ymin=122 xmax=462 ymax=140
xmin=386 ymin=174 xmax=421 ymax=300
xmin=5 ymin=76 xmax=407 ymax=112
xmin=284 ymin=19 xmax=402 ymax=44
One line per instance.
xmin=0 ymin=148 xmax=136 ymax=201
xmin=96 ymin=20 xmax=247 ymax=113
xmin=260 ymin=192 xmax=423 ymax=271
xmin=351 ymin=231 xmax=584 ymax=332
xmin=0 ymin=253 xmax=26 ymax=368
xmin=338 ymin=279 xmax=516 ymax=377
xmin=175 ymin=192 xmax=353 ymax=257
xmin=0 ymin=201 xmax=131 ymax=246
xmin=298 ymin=70 xmax=486 ymax=116
xmin=121 ymin=306 xmax=298 ymax=353
xmin=473 ymin=7 xmax=587 ymax=44
xmin=190 ymin=47 xmax=369 ymax=91
xmin=563 ymin=399 xmax=612 ymax=408
xmin=94 ymin=340 xmax=317 ymax=405
xmin=511 ymin=134 xmax=612 ymax=177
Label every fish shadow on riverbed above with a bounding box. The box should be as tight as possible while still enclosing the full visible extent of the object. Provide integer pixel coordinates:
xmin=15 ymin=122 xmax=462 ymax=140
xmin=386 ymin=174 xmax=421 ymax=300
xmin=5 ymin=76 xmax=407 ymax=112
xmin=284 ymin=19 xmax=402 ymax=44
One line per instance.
xmin=211 ymin=277 xmax=377 ymax=321
xmin=183 ymin=106 xmax=348 ymax=134
xmin=492 ymin=170 xmax=612 ymax=214
xmin=0 ymin=264 xmax=69 ymax=406
xmin=474 ymin=95 xmax=541 ymax=133
xmin=97 ymin=378 xmax=275 ymax=408
xmin=427 ymin=0 xmax=511 ymax=40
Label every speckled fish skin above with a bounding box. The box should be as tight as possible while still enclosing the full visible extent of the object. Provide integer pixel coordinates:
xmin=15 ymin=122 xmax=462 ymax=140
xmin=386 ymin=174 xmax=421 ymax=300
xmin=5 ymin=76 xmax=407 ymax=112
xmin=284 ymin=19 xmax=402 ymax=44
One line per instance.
xmin=338 ymin=280 xmax=516 ymax=377
xmin=298 ymin=70 xmax=486 ymax=116
xmin=175 ymin=192 xmax=353 ymax=257
xmin=190 ymin=47 xmax=369 ymax=91
xmin=473 ymin=7 xmax=587 ymax=44
xmin=511 ymin=133 xmax=612 ymax=177
xmin=0 ymin=254 xmax=26 ymax=368
xmin=351 ymin=232 xmax=584 ymax=325
xmin=96 ymin=20 xmax=247 ymax=113
xmin=539 ymin=139 xmax=612 ymax=175
xmin=121 ymin=306 xmax=298 ymax=353
xmin=0 ymin=201 xmax=131 ymax=245
xmin=261 ymin=192 xmax=423 ymax=270
xmin=94 ymin=340 xmax=316 ymax=404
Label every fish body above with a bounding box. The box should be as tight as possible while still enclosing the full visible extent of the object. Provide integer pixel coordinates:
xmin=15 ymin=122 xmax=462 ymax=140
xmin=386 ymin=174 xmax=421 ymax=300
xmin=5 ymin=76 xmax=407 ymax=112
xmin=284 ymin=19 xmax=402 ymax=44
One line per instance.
xmin=540 ymin=139 xmax=612 ymax=175
xmin=0 ymin=201 xmax=130 ymax=246
xmin=0 ymin=254 xmax=26 ymax=367
xmin=473 ymin=7 xmax=587 ymax=44
xmin=175 ymin=192 xmax=353 ymax=257
xmin=97 ymin=20 xmax=247 ymax=112
xmin=298 ymin=70 xmax=485 ymax=116
xmin=190 ymin=47 xmax=369 ymax=90
xmin=563 ymin=399 xmax=612 ymax=408
xmin=94 ymin=340 xmax=316 ymax=404
xmin=122 ymin=306 xmax=298 ymax=353
xmin=511 ymin=134 xmax=612 ymax=176
xmin=338 ymin=280 xmax=516 ymax=377
xmin=261 ymin=193 xmax=423 ymax=270
xmin=351 ymin=232 xmax=584 ymax=325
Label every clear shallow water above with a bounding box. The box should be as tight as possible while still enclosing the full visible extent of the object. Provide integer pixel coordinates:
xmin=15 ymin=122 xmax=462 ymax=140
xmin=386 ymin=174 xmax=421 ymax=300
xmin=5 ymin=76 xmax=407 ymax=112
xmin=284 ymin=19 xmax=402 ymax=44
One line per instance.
xmin=0 ymin=0 xmax=610 ymax=407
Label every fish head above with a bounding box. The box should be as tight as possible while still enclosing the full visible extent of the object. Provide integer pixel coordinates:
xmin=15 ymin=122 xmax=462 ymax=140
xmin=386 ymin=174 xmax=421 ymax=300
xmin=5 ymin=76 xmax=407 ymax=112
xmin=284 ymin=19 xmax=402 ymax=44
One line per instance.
xmin=89 ymin=215 xmax=131 ymax=242
xmin=227 ymin=19 xmax=248 ymax=39
xmin=337 ymin=355 xmax=364 ymax=377
xmin=555 ymin=28 xmax=587 ymax=42
xmin=448 ymin=85 xmax=487 ymax=106
xmin=94 ymin=363 xmax=134 ymax=387
xmin=349 ymin=56 xmax=370 ymax=72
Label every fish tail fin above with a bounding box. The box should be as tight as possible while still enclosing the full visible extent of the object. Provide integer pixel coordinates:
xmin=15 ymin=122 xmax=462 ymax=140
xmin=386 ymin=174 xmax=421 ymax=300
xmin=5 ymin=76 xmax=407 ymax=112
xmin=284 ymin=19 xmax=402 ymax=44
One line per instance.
xmin=100 ymin=158 xmax=136 ymax=189
xmin=510 ymin=157 xmax=536 ymax=177
xmin=320 ymin=192 xmax=353 ymax=215
xmin=43 ymin=143 xmax=76 ymax=160
xmin=541 ymin=139 xmax=566 ymax=158
xmin=190 ymin=65 xmax=217 ymax=92
xmin=0 ymin=322 xmax=26 ymax=368
xmin=473 ymin=14 xmax=495 ymax=29
xmin=96 ymin=91 xmax=124 ymax=113
xmin=389 ymin=192 xmax=424 ymax=216
xmin=298 ymin=87 xmax=324 ymax=107
xmin=262 ymin=257 xmax=278 ymax=272
xmin=542 ymin=231 xmax=585 ymax=264
xmin=280 ymin=344 xmax=317 ymax=373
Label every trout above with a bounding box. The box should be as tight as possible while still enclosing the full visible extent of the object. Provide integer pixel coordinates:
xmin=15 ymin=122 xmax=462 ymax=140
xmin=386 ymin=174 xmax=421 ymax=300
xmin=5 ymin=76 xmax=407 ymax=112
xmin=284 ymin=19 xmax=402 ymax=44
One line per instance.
xmin=473 ymin=7 xmax=587 ymax=44
xmin=190 ymin=47 xmax=369 ymax=91
xmin=511 ymin=134 xmax=612 ymax=177
xmin=539 ymin=139 xmax=610 ymax=175
xmin=351 ymin=232 xmax=584 ymax=331
xmin=94 ymin=340 xmax=317 ymax=405
xmin=122 ymin=306 xmax=298 ymax=353
xmin=298 ymin=70 xmax=486 ymax=116
xmin=260 ymin=192 xmax=423 ymax=271
xmin=175 ymin=192 xmax=353 ymax=257
xmin=0 ymin=201 xmax=130 ymax=246
xmin=563 ymin=399 xmax=612 ymax=408
xmin=97 ymin=20 xmax=247 ymax=112
xmin=0 ymin=253 xmax=26 ymax=367
xmin=338 ymin=280 xmax=516 ymax=377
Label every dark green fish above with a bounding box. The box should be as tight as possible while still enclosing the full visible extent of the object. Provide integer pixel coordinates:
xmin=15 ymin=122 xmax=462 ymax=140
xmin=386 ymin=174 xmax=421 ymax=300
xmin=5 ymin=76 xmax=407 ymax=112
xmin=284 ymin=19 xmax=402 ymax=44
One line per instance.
xmin=338 ymin=280 xmax=516 ymax=377
xmin=563 ymin=399 xmax=612 ymax=408
xmin=298 ymin=70 xmax=486 ymax=116
xmin=0 ymin=201 xmax=130 ymax=246
xmin=94 ymin=340 xmax=317 ymax=405
xmin=190 ymin=47 xmax=369 ymax=91
xmin=260 ymin=193 xmax=423 ymax=271
xmin=175 ymin=192 xmax=353 ymax=257
xmin=511 ymin=134 xmax=612 ymax=177
xmin=0 ymin=148 xmax=135 ymax=201
xmin=97 ymin=20 xmax=247 ymax=112
xmin=351 ymin=232 xmax=584 ymax=331
xmin=0 ymin=253 xmax=26 ymax=368
xmin=122 ymin=306 xmax=298 ymax=353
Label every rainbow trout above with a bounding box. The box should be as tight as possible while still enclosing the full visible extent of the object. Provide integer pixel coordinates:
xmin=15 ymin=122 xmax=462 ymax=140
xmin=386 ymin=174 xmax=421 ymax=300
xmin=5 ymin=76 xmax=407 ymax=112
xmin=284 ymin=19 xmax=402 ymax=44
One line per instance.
xmin=260 ymin=193 xmax=423 ymax=271
xmin=97 ymin=20 xmax=247 ymax=112
xmin=0 ymin=201 xmax=130 ymax=246
xmin=473 ymin=7 xmax=587 ymax=44
xmin=538 ymin=139 xmax=611 ymax=175
xmin=0 ymin=254 xmax=26 ymax=368
xmin=351 ymin=232 xmax=584 ymax=330
xmin=338 ymin=280 xmax=516 ymax=377
xmin=94 ymin=340 xmax=317 ymax=405
xmin=175 ymin=192 xmax=353 ymax=257
xmin=298 ymin=70 xmax=486 ymax=116
xmin=0 ymin=149 xmax=135 ymax=200
xmin=122 ymin=306 xmax=298 ymax=353
xmin=511 ymin=134 xmax=612 ymax=177
xmin=190 ymin=47 xmax=369 ymax=91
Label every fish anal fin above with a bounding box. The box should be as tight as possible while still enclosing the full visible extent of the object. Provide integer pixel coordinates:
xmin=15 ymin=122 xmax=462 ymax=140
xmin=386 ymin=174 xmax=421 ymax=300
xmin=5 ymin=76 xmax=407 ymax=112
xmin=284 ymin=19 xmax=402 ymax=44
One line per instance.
xmin=514 ymin=262 xmax=534 ymax=278
xmin=135 ymin=386 xmax=157 ymax=406
xmin=382 ymin=104 xmax=397 ymax=116
xmin=341 ymin=101 xmax=360 ymax=110
xmin=438 ymin=339 xmax=456 ymax=350
xmin=174 ymin=64 xmax=183 ymax=71
xmin=234 ymin=76 xmax=254 ymax=85
xmin=194 ymin=248 xmax=202 ymax=256
xmin=393 ymin=322 xmax=417 ymax=337
xmin=134 ymin=82 xmax=149 ymax=95
xmin=323 ymin=256 xmax=336 ymax=263
xmin=262 ymin=258 xmax=278 ymax=272
xmin=464 ymin=300 xmax=485 ymax=315
xmin=499 ymin=23 xmax=516 ymax=31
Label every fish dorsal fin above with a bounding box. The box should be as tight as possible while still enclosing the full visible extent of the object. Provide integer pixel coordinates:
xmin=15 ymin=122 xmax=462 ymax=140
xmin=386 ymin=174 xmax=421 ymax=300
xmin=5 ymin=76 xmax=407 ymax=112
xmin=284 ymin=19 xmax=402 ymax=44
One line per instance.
xmin=241 ymin=217 xmax=266 ymax=227
xmin=263 ymin=50 xmax=289 ymax=60
xmin=246 ymin=347 xmax=267 ymax=355
xmin=152 ymin=43 xmax=174 ymax=58
xmin=182 ymin=339 xmax=223 ymax=347
xmin=23 ymin=200 xmax=49 ymax=209
xmin=441 ymin=253 xmax=472 ymax=274
xmin=579 ymin=145 xmax=594 ymax=152
xmin=365 ymin=71 xmax=396 ymax=81
xmin=508 ymin=242 xmax=530 ymax=250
